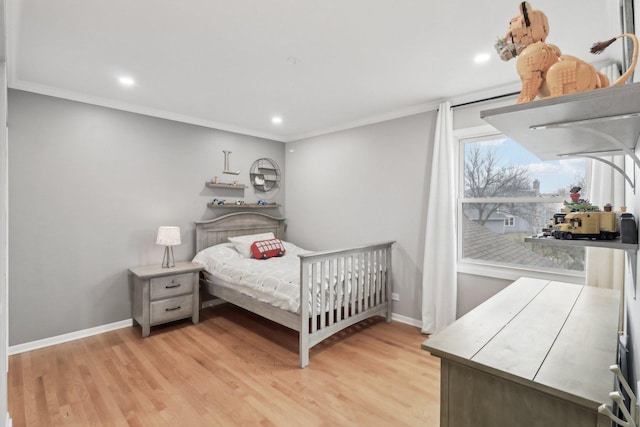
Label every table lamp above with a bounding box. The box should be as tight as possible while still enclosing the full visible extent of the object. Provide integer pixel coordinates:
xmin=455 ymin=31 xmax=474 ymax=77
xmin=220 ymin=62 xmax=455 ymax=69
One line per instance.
xmin=156 ymin=226 xmax=181 ymax=268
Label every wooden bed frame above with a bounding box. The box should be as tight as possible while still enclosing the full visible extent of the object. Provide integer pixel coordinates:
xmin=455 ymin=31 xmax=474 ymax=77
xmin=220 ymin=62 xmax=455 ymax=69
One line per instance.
xmin=195 ymin=212 xmax=394 ymax=368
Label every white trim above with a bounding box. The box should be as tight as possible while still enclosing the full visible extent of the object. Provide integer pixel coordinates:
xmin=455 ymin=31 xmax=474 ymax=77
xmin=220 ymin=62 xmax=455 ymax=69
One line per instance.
xmin=286 ymin=100 xmax=442 ymax=142
xmin=288 ymin=85 xmax=524 ymax=142
xmin=453 ymin=123 xmax=499 ymax=139
xmin=6 ymin=413 xmax=11 ymax=427
xmin=460 ymin=196 xmax=566 ymax=204
xmin=8 ymin=80 xmax=287 ymax=143
xmin=8 ymin=319 xmax=133 ymax=355
xmin=391 ymin=313 xmax=422 ymax=328
xmin=457 ymin=260 xmax=584 ymax=284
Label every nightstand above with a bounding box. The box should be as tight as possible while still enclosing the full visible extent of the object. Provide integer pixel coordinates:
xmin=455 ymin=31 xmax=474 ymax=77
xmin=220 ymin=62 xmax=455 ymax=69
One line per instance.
xmin=129 ymin=261 xmax=204 ymax=337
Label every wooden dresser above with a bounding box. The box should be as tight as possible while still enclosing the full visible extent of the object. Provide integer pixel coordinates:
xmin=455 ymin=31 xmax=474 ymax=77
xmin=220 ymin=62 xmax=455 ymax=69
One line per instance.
xmin=422 ymin=277 xmax=621 ymax=427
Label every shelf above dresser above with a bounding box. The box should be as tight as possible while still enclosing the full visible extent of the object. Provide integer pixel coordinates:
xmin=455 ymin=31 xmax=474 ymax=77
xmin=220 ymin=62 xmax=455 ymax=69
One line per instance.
xmin=480 ymin=82 xmax=640 ymax=161
xmin=525 ymin=235 xmax=638 ymax=251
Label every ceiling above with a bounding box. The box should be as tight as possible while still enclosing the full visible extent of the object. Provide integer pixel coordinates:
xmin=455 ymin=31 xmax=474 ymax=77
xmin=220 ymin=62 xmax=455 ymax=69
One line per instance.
xmin=7 ymin=0 xmax=620 ymax=142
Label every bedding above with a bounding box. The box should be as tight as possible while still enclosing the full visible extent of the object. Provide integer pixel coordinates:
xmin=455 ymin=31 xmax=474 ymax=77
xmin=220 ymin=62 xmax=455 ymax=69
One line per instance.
xmin=193 ymin=241 xmax=308 ymax=312
xmin=193 ymin=241 xmax=376 ymax=314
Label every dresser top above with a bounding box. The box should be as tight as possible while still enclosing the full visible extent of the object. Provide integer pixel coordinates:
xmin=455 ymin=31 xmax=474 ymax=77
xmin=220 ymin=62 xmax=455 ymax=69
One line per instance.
xmin=129 ymin=261 xmax=205 ymax=278
xmin=422 ymin=277 xmax=621 ymax=410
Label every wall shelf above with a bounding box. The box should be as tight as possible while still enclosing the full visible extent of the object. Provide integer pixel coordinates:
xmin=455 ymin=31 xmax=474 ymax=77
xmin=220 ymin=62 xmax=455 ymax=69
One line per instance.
xmin=524 ymin=236 xmax=637 ymax=251
xmin=207 ymin=203 xmax=280 ymax=209
xmin=205 ymin=182 xmax=247 ymax=189
xmin=525 ymin=236 xmax=638 ymax=298
xmin=481 ymin=82 xmax=640 ymax=192
xmin=480 ymin=82 xmax=640 ymax=160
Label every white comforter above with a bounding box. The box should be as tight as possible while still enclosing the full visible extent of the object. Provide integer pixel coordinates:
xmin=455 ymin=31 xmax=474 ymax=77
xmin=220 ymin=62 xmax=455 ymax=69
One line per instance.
xmin=193 ymin=242 xmax=311 ymax=313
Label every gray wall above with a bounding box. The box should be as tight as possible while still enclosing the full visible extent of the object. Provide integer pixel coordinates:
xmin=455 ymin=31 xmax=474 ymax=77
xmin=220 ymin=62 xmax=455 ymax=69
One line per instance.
xmin=0 ymin=65 xmax=7 ymax=427
xmin=285 ymin=112 xmax=436 ymax=322
xmin=7 ymin=90 xmax=285 ymax=345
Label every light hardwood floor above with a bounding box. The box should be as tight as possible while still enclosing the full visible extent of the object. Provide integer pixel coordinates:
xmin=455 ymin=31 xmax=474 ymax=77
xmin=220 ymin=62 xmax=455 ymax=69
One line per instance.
xmin=9 ymin=305 xmax=440 ymax=426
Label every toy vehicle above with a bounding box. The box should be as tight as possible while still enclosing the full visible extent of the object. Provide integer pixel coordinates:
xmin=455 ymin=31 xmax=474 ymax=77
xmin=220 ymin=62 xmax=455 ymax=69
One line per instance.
xmin=250 ymin=238 xmax=286 ymax=259
xmin=553 ymin=211 xmax=619 ymax=240
xmin=542 ymin=213 xmax=566 ymax=236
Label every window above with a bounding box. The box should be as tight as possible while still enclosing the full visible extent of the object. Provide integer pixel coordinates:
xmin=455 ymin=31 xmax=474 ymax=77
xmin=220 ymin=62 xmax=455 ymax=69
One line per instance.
xmin=456 ymin=126 xmax=586 ymax=280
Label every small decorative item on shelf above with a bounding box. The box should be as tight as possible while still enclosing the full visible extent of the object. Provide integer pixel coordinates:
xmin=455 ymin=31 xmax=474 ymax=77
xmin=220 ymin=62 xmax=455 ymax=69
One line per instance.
xmin=257 ymin=199 xmax=268 ymax=205
xmin=569 ymin=186 xmax=581 ymax=203
xmin=212 ymin=176 xmax=219 ymax=184
xmin=236 ymin=200 xmax=245 ymax=205
xmin=212 ymin=198 xmax=225 ymax=205
xmin=495 ymin=2 xmax=638 ymax=103
xmin=553 ymin=211 xmax=619 ymax=240
xmin=604 ymin=203 xmax=613 ymax=212
xmin=621 ymin=213 xmax=638 ymax=244
xmin=562 ymin=186 xmax=599 ymax=212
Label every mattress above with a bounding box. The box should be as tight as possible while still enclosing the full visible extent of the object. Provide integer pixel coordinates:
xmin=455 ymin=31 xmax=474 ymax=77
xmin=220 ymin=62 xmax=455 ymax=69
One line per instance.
xmin=193 ymin=242 xmax=311 ymax=313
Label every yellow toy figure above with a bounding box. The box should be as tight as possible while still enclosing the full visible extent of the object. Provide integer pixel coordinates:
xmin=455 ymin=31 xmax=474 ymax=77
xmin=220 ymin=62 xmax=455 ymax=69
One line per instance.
xmin=495 ymin=1 xmax=638 ymax=103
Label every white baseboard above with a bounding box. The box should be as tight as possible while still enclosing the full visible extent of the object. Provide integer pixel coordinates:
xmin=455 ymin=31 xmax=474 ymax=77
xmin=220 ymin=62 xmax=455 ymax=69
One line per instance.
xmin=391 ymin=313 xmax=422 ymax=328
xmin=7 ymin=312 xmax=420 ymax=356
xmin=8 ymin=319 xmax=133 ymax=356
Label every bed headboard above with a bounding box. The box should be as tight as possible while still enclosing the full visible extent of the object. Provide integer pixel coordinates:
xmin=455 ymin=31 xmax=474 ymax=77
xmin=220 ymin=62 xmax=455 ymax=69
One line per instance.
xmin=195 ymin=212 xmax=286 ymax=252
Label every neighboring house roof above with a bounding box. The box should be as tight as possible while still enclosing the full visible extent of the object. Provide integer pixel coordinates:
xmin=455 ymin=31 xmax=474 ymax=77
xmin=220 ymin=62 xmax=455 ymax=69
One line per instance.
xmin=464 ymin=209 xmax=514 ymax=222
xmin=462 ymin=216 xmax=559 ymax=269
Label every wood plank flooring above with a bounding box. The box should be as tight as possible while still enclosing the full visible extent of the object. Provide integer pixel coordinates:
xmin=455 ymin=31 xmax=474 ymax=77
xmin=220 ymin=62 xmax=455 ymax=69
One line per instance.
xmin=9 ymin=305 xmax=440 ymax=426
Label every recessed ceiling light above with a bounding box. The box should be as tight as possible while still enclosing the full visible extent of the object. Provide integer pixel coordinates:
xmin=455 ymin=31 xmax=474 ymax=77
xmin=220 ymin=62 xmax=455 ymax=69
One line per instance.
xmin=272 ymin=116 xmax=283 ymax=125
xmin=118 ymin=76 xmax=135 ymax=87
xmin=474 ymin=53 xmax=491 ymax=64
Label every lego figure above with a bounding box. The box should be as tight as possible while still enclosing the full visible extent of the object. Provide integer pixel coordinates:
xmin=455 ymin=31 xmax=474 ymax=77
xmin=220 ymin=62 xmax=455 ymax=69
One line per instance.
xmin=495 ymin=2 xmax=638 ymax=103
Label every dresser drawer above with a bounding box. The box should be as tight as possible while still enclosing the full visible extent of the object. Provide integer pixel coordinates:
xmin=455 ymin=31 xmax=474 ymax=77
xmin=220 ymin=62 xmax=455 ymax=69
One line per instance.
xmin=150 ymin=294 xmax=194 ymax=324
xmin=150 ymin=273 xmax=194 ymax=299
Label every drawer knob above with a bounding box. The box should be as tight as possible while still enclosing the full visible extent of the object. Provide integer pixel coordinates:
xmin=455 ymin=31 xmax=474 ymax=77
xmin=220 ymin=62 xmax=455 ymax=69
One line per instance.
xmin=165 ymin=306 xmax=181 ymax=312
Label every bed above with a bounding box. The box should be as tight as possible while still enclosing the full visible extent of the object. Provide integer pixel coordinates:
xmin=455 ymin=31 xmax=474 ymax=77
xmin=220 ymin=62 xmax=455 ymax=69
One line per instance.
xmin=194 ymin=212 xmax=395 ymax=368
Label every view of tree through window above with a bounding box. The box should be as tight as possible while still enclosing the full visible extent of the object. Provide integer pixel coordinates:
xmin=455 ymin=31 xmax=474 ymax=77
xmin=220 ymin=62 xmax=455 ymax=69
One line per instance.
xmin=459 ymin=134 xmax=586 ymax=273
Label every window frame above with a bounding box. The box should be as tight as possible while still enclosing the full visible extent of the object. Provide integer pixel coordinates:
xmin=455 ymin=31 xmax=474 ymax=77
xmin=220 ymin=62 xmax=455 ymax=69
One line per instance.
xmin=454 ymin=125 xmax=584 ymax=283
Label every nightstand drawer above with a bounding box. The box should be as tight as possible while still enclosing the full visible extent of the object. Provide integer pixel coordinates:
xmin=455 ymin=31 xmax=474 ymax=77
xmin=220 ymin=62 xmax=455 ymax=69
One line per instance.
xmin=150 ymin=273 xmax=194 ymax=299
xmin=150 ymin=294 xmax=194 ymax=324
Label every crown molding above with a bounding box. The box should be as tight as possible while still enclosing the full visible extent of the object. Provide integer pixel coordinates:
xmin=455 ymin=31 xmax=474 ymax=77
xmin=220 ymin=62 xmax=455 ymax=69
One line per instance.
xmin=284 ymin=100 xmax=443 ymax=142
xmin=8 ymin=79 xmax=288 ymax=142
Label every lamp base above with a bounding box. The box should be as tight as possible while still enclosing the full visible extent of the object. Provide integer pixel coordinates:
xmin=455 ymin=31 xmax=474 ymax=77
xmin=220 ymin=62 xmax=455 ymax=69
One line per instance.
xmin=161 ymin=245 xmax=175 ymax=268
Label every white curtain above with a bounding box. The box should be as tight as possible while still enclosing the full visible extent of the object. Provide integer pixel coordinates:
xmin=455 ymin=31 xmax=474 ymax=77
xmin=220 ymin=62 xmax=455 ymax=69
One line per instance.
xmin=421 ymin=101 xmax=457 ymax=334
xmin=584 ymin=64 xmax=625 ymax=291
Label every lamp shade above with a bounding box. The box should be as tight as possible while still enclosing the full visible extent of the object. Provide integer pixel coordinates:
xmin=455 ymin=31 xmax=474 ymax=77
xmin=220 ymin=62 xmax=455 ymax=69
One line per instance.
xmin=156 ymin=226 xmax=181 ymax=246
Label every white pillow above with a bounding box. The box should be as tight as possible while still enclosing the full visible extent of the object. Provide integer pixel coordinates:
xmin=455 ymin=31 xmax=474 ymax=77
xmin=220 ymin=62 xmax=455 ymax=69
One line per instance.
xmin=227 ymin=232 xmax=275 ymax=258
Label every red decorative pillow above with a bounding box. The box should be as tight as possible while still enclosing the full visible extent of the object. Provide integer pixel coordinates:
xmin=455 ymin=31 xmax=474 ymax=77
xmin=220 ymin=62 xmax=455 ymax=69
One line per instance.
xmin=250 ymin=238 xmax=286 ymax=259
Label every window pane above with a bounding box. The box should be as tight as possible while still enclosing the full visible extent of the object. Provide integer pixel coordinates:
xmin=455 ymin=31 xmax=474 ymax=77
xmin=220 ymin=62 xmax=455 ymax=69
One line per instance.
xmin=460 ymin=134 xmax=587 ymax=274
xmin=462 ymin=202 xmax=585 ymax=271
xmin=464 ymin=137 xmax=587 ymax=198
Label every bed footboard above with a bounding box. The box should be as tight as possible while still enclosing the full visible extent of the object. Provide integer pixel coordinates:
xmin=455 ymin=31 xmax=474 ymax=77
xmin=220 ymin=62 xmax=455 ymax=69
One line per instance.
xmin=298 ymin=241 xmax=395 ymax=368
